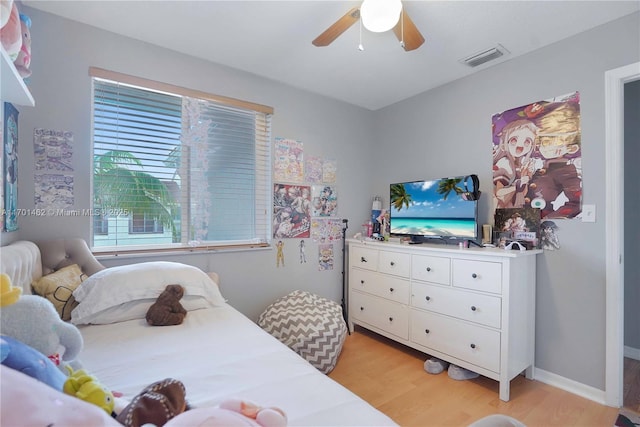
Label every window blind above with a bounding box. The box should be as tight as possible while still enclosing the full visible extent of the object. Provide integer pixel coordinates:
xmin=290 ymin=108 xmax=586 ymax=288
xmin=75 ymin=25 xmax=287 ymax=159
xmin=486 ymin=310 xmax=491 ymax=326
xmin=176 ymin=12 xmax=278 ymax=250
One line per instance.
xmin=91 ymin=75 xmax=272 ymax=251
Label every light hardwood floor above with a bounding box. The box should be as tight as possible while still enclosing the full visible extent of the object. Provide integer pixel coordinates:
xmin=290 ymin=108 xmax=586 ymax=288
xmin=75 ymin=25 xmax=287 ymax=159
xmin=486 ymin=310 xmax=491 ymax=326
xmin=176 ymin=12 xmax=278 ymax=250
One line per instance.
xmin=624 ymin=357 xmax=640 ymax=413
xmin=328 ymin=327 xmax=620 ymax=426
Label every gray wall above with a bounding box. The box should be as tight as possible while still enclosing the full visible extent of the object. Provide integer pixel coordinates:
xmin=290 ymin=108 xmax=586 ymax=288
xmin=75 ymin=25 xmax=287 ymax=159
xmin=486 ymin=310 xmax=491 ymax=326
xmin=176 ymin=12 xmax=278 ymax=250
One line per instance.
xmin=368 ymin=13 xmax=639 ymax=391
xmin=624 ymin=80 xmax=640 ymax=351
xmin=2 ymin=6 xmax=375 ymax=322
xmin=2 ymin=6 xmax=639 ymax=393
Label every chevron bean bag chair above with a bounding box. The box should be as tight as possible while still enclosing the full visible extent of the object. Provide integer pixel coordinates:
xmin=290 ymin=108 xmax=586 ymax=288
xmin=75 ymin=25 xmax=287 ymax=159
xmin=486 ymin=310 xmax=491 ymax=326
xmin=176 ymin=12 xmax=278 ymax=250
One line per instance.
xmin=257 ymin=290 xmax=347 ymax=374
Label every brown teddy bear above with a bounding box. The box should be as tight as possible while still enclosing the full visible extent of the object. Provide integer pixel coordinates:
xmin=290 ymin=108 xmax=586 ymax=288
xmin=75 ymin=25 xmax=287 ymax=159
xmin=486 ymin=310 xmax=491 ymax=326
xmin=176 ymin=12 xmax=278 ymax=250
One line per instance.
xmin=145 ymin=285 xmax=187 ymax=326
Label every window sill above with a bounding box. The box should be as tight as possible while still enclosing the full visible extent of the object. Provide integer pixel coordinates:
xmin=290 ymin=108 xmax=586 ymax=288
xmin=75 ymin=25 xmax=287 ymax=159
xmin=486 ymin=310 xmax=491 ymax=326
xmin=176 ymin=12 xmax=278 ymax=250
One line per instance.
xmin=92 ymin=242 xmax=270 ymax=260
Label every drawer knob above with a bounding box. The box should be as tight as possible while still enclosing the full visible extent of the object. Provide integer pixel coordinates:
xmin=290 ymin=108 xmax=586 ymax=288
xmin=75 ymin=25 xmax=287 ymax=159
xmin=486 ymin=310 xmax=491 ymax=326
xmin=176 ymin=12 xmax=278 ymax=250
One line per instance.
xmin=472 ymin=273 xmax=478 ymax=278
xmin=470 ymin=343 xmax=476 ymax=349
xmin=360 ymin=280 xmax=365 ymax=284
xmin=426 ymin=267 xmax=432 ymax=272
xmin=471 ymin=306 xmax=477 ymax=311
xmin=425 ymin=296 xmax=431 ymax=301
xmin=360 ymin=306 xmax=364 ymax=311
xmin=389 ymin=287 xmax=394 ymax=292
xmin=389 ymin=317 xmax=393 ymax=322
xmin=425 ymin=329 xmax=430 ymax=334
xmin=361 ymin=257 xmax=368 ymax=263
xmin=390 ymin=261 xmax=395 ymax=266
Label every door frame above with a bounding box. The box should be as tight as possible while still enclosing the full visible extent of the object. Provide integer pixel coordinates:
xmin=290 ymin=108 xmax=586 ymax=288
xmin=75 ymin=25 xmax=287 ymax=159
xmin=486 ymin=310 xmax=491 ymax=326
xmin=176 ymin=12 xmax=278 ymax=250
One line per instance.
xmin=605 ymin=61 xmax=640 ymax=407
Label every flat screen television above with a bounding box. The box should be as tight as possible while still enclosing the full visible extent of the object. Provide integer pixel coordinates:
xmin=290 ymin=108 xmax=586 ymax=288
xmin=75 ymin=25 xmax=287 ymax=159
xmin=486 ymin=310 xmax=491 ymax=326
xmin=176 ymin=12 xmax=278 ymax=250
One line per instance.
xmin=389 ymin=176 xmax=478 ymax=243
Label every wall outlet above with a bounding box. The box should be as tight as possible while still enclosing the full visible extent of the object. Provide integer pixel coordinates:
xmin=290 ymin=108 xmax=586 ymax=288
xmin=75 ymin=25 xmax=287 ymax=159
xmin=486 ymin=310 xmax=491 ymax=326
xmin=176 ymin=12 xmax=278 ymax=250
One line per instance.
xmin=582 ymin=204 xmax=596 ymax=222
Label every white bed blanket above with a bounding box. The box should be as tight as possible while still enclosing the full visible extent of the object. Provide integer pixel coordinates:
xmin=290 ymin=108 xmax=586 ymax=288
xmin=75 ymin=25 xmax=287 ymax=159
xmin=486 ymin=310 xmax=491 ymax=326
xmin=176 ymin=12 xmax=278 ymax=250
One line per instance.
xmin=78 ymin=304 xmax=397 ymax=426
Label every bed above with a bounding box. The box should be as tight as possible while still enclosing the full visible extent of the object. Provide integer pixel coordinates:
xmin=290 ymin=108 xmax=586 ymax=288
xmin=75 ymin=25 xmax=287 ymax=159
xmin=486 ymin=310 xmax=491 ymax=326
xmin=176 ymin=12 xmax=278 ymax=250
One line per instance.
xmin=0 ymin=239 xmax=397 ymax=426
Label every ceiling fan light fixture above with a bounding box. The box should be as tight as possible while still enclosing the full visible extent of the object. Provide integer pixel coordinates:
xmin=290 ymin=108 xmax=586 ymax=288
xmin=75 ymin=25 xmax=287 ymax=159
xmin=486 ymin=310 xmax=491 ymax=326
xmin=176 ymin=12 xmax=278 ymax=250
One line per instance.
xmin=360 ymin=0 xmax=402 ymax=33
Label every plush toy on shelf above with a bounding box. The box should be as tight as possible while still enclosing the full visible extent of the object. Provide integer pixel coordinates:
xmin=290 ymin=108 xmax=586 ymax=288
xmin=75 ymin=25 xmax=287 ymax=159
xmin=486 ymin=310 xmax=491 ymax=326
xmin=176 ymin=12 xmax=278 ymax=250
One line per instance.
xmin=13 ymin=13 xmax=30 ymax=77
xmin=0 ymin=0 xmax=21 ymax=60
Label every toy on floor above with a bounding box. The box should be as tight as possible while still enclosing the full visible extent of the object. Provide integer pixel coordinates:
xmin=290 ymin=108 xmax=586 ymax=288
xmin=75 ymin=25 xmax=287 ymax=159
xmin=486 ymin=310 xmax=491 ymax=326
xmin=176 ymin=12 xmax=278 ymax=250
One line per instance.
xmin=0 ymin=287 xmax=83 ymax=368
xmin=146 ymin=284 xmax=187 ymax=326
xmin=164 ymin=398 xmax=287 ymax=427
xmin=63 ymin=367 xmax=115 ymax=415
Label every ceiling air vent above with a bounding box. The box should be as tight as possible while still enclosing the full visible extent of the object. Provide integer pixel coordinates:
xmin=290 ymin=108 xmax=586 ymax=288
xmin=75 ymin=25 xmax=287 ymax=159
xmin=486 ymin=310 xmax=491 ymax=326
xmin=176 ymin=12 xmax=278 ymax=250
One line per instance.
xmin=461 ymin=44 xmax=509 ymax=68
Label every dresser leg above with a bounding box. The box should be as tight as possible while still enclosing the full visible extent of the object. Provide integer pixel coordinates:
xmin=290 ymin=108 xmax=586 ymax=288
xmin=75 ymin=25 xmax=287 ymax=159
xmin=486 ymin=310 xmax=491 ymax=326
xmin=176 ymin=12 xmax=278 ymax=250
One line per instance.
xmin=499 ymin=380 xmax=510 ymax=402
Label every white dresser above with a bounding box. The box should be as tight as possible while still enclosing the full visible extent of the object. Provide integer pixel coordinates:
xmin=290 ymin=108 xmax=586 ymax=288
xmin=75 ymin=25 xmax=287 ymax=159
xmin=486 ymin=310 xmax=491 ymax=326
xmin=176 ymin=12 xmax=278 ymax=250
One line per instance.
xmin=347 ymin=238 xmax=541 ymax=401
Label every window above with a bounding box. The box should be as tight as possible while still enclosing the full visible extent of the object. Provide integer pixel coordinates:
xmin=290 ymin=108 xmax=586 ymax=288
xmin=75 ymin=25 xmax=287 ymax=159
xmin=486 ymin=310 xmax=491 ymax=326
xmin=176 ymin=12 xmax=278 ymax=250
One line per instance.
xmin=91 ymin=68 xmax=273 ymax=251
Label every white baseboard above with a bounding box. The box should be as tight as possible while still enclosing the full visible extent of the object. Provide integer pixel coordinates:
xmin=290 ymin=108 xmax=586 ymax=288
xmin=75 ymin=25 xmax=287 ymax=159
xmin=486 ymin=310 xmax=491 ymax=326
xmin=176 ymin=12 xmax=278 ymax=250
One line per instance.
xmin=624 ymin=346 xmax=640 ymax=361
xmin=534 ymin=368 xmax=608 ymax=406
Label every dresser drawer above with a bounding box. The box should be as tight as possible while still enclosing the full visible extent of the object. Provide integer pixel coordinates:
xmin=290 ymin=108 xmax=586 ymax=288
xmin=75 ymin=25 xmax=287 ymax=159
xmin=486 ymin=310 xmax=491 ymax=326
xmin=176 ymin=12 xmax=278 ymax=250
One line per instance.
xmin=411 ymin=255 xmax=451 ymax=285
xmin=411 ymin=283 xmax=502 ymax=328
xmin=349 ymin=246 xmax=379 ymax=271
xmin=350 ymin=268 xmax=410 ymax=304
xmin=378 ymin=250 xmax=411 ymax=278
xmin=452 ymin=259 xmax=502 ymax=294
xmin=350 ymin=291 xmax=409 ymax=340
xmin=410 ymin=310 xmax=501 ymax=373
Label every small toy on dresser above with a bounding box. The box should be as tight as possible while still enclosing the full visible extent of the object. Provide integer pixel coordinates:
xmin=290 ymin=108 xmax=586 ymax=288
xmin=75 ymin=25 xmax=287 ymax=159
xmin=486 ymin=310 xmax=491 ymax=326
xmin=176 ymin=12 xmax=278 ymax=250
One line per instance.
xmin=146 ymin=284 xmax=187 ymax=326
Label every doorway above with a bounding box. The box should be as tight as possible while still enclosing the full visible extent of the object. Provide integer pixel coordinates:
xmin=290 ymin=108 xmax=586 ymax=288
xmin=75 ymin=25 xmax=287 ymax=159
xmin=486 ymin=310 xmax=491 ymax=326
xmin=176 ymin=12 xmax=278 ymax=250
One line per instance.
xmin=605 ymin=61 xmax=640 ymax=407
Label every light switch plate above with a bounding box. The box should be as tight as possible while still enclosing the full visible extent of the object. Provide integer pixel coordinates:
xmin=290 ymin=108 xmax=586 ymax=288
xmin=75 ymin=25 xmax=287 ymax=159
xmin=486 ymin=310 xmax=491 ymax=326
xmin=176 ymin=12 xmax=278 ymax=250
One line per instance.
xmin=582 ymin=204 xmax=596 ymax=222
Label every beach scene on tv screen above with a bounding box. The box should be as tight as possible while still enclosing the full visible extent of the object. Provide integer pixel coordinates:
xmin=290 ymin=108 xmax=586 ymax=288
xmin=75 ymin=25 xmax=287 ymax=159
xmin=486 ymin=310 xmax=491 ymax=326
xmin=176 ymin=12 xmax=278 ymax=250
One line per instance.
xmin=390 ymin=178 xmax=476 ymax=238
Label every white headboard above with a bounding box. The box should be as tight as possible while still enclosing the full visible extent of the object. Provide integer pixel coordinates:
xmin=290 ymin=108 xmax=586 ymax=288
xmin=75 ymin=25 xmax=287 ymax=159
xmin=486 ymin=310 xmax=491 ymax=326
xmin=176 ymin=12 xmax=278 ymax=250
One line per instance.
xmin=0 ymin=241 xmax=42 ymax=294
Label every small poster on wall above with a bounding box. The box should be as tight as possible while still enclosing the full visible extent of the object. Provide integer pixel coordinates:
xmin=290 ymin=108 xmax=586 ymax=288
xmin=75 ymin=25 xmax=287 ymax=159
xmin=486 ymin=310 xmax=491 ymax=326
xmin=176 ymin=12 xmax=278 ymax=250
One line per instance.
xmin=3 ymin=103 xmax=19 ymax=232
xmin=274 ymin=137 xmax=304 ymax=183
xmin=273 ymin=183 xmax=311 ymax=238
xmin=494 ymin=207 xmax=541 ymax=249
xmin=492 ymin=91 xmax=582 ymax=219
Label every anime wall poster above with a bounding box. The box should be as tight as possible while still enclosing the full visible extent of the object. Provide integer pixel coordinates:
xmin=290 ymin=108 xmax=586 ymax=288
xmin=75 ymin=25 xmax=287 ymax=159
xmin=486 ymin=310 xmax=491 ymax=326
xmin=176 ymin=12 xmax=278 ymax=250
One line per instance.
xmin=311 ymin=185 xmax=337 ymax=217
xmin=318 ymin=243 xmax=334 ymax=271
xmin=492 ymin=92 xmax=582 ymax=219
xmin=274 ymin=137 xmax=304 ymax=183
xmin=310 ymin=218 xmax=343 ymax=243
xmin=273 ymin=183 xmax=311 ymax=238
xmin=3 ymin=103 xmax=19 ymax=232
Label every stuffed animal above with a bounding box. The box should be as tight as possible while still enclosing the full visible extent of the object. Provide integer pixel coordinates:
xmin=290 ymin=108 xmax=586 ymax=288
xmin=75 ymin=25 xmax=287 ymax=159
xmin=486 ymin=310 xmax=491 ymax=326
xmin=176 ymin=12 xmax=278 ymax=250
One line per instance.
xmin=145 ymin=284 xmax=187 ymax=326
xmin=0 ymin=292 xmax=83 ymax=367
xmin=164 ymin=398 xmax=287 ymax=427
xmin=13 ymin=13 xmax=30 ymax=78
xmin=0 ymin=0 xmax=21 ymax=60
xmin=64 ymin=367 xmax=115 ymax=415
xmin=0 ymin=335 xmax=67 ymax=390
xmin=0 ymin=273 xmax=21 ymax=307
xmin=116 ymin=378 xmax=188 ymax=427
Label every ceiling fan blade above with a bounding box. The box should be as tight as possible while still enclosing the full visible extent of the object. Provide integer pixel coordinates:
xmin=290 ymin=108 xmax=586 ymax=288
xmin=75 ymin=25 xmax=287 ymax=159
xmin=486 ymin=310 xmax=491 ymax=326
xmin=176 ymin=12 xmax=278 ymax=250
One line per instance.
xmin=392 ymin=9 xmax=425 ymax=51
xmin=312 ymin=7 xmax=360 ymax=47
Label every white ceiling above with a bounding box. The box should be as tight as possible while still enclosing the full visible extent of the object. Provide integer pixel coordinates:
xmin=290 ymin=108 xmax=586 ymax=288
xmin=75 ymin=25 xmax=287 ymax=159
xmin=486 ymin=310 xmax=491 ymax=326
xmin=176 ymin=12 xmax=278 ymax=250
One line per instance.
xmin=24 ymin=0 xmax=639 ymax=110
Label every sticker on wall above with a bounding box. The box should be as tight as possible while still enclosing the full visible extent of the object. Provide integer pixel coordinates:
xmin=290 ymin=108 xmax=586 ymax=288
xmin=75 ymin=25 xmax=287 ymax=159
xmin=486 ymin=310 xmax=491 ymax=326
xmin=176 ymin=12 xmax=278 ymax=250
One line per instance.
xmin=274 ymin=137 xmax=304 ymax=183
xmin=311 ymin=185 xmax=337 ymax=217
xmin=276 ymin=240 xmax=285 ymax=267
xmin=273 ymin=183 xmax=311 ymax=238
xmin=492 ymin=91 xmax=582 ymax=219
xmin=318 ymin=243 xmax=334 ymax=271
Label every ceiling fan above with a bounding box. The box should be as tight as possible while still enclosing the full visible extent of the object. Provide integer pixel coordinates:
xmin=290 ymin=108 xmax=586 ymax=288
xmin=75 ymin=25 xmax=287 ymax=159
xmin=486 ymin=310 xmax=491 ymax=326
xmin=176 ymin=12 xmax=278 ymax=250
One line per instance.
xmin=312 ymin=0 xmax=425 ymax=52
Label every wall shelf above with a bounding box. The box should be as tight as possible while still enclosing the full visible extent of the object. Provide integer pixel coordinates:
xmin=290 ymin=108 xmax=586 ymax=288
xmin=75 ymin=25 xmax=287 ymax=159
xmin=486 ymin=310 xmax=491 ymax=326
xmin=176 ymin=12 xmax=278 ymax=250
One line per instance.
xmin=1 ymin=47 xmax=35 ymax=107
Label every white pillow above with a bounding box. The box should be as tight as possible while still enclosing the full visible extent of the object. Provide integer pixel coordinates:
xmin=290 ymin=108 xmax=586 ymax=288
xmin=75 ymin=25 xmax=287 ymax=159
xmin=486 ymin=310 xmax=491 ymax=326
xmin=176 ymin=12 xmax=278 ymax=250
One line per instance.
xmin=71 ymin=262 xmax=225 ymax=325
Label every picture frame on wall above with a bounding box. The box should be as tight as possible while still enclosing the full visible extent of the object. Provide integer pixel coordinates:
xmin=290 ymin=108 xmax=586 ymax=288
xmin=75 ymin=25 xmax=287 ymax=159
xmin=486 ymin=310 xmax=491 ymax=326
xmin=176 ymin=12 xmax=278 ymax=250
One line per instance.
xmin=494 ymin=207 xmax=541 ymax=249
xmin=3 ymin=102 xmax=19 ymax=232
